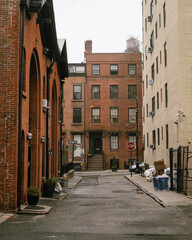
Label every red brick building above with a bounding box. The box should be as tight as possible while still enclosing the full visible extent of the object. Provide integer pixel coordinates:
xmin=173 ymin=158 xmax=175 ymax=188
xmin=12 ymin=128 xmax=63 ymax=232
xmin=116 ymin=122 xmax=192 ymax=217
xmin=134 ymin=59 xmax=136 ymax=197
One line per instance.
xmin=0 ymin=0 xmax=68 ymax=211
xmin=63 ymin=39 xmax=143 ymax=171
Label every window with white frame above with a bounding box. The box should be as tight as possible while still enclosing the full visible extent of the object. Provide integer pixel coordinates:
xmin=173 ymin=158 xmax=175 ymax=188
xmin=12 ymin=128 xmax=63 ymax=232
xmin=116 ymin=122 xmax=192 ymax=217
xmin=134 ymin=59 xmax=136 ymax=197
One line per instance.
xmin=110 ymin=134 xmax=119 ymax=150
xmin=110 ymin=64 xmax=118 ymax=75
xmin=110 ymin=107 xmax=118 ymax=123
xmin=128 ymin=108 xmax=137 ymax=123
xmin=92 ymin=107 xmax=100 ymax=123
xmin=128 ymin=64 xmax=136 ymax=75
xmin=73 ymin=85 xmax=82 ymax=100
xmin=92 ymin=64 xmax=100 ymax=75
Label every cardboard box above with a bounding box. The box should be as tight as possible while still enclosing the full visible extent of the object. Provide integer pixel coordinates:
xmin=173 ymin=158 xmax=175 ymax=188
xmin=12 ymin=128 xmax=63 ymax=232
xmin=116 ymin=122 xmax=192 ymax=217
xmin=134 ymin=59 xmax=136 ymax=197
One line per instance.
xmin=154 ymin=160 xmax=166 ymax=176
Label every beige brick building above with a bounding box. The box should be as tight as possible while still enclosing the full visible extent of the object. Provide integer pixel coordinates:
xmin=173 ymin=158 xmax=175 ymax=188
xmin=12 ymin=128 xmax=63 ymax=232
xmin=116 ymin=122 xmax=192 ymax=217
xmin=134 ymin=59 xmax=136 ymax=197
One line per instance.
xmin=142 ymin=0 xmax=192 ymax=166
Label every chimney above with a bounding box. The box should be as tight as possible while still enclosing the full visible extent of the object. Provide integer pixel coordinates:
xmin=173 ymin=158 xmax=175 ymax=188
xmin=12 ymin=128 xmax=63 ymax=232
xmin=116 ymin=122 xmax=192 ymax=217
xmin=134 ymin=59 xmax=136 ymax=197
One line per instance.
xmin=84 ymin=40 xmax=92 ymax=57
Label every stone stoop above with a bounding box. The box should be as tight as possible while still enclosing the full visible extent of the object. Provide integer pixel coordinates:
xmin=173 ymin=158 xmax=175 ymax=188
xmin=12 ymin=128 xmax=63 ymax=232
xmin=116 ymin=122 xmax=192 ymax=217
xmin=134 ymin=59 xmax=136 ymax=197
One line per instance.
xmin=87 ymin=154 xmax=104 ymax=171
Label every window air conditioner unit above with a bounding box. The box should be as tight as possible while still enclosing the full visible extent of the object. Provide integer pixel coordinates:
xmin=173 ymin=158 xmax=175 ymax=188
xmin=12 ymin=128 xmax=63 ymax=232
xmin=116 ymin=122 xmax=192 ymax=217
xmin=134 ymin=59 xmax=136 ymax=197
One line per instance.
xmin=148 ymin=79 xmax=154 ymax=85
xmin=148 ymin=47 xmax=153 ymax=53
xmin=147 ymin=16 xmax=152 ymax=22
xmin=150 ymin=144 xmax=155 ymax=150
xmin=43 ymin=99 xmax=47 ymax=108
xmin=149 ymin=111 xmax=155 ymax=117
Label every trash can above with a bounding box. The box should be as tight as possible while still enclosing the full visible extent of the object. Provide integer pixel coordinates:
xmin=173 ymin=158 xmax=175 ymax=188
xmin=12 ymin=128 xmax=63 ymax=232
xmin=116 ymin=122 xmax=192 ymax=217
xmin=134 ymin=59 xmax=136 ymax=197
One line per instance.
xmin=158 ymin=177 xmax=168 ymax=191
xmin=152 ymin=177 xmax=159 ymax=191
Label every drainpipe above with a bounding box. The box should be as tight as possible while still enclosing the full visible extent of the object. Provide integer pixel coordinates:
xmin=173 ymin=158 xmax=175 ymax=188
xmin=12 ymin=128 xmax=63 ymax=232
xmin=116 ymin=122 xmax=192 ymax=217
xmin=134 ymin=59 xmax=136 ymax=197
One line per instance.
xmin=17 ymin=4 xmax=26 ymax=211
xmin=60 ymin=80 xmax=64 ymax=176
xmin=84 ymin=66 xmax=87 ymax=170
xmin=46 ymin=60 xmax=54 ymax=179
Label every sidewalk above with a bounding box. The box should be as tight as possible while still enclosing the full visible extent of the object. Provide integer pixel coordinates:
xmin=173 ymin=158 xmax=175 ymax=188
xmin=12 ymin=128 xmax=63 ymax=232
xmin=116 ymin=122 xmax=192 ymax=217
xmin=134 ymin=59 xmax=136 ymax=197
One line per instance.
xmin=125 ymin=174 xmax=192 ymax=207
xmin=0 ymin=176 xmax=82 ymax=223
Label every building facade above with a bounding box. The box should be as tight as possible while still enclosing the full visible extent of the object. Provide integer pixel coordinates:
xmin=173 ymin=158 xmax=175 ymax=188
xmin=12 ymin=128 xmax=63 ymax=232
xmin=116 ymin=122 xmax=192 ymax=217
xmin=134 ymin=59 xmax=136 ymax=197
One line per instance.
xmin=0 ymin=0 xmax=68 ymax=211
xmin=63 ymin=39 xmax=143 ymax=171
xmin=142 ymin=0 xmax=192 ymax=166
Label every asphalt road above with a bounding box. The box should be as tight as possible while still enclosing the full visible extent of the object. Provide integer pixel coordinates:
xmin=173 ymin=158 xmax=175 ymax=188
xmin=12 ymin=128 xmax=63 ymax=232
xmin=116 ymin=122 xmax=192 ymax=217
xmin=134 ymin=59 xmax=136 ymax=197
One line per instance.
xmin=1 ymin=174 xmax=192 ymax=240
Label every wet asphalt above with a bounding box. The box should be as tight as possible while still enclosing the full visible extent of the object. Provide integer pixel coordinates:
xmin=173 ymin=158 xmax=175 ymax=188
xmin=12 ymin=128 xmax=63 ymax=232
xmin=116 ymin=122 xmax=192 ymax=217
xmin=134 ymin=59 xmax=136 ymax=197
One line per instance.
xmin=0 ymin=174 xmax=192 ymax=240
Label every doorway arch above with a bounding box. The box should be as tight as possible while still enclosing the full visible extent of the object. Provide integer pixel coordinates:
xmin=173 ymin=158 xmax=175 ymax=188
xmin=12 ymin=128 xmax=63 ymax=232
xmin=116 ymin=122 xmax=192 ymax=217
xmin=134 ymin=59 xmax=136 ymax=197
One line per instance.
xmin=28 ymin=51 xmax=40 ymax=187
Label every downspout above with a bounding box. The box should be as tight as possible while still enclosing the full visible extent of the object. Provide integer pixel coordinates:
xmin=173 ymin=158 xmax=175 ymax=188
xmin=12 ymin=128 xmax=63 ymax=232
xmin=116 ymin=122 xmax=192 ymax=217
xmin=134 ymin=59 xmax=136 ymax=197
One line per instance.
xmin=60 ymin=80 xmax=64 ymax=176
xmin=84 ymin=66 xmax=87 ymax=170
xmin=17 ymin=4 xmax=26 ymax=211
xmin=46 ymin=60 xmax=54 ymax=179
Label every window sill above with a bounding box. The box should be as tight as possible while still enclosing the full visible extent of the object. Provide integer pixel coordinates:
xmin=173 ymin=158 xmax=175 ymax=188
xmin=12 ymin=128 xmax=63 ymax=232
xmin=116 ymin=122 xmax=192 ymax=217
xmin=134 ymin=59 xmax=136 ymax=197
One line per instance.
xmin=72 ymin=123 xmax=83 ymax=126
xmin=72 ymin=100 xmax=83 ymax=102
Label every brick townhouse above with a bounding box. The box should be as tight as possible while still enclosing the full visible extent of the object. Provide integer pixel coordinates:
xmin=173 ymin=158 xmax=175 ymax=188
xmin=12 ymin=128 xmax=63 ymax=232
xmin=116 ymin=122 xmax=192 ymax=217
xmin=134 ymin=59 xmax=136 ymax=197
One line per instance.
xmin=0 ymin=0 xmax=68 ymax=211
xmin=63 ymin=39 xmax=143 ymax=171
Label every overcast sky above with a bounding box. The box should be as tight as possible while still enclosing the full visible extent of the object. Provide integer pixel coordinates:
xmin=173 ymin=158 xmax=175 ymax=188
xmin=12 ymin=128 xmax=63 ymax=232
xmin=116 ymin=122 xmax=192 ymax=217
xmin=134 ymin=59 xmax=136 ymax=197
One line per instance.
xmin=53 ymin=0 xmax=142 ymax=63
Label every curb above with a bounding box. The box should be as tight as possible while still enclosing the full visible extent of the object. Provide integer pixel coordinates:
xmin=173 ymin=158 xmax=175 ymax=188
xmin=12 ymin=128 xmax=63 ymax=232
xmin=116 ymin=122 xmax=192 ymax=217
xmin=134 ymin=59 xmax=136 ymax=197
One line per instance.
xmin=124 ymin=175 xmax=167 ymax=208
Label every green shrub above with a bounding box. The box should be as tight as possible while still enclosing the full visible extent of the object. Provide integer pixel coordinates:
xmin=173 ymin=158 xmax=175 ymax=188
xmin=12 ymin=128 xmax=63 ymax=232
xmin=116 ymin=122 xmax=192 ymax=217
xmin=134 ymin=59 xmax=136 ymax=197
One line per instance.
xmin=27 ymin=186 xmax=39 ymax=197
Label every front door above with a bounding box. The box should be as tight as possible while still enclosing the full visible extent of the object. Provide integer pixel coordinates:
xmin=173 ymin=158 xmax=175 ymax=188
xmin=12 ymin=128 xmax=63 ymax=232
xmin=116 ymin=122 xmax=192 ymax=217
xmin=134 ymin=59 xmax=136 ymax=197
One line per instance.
xmin=94 ymin=138 xmax=102 ymax=154
xmin=89 ymin=132 xmax=102 ymax=155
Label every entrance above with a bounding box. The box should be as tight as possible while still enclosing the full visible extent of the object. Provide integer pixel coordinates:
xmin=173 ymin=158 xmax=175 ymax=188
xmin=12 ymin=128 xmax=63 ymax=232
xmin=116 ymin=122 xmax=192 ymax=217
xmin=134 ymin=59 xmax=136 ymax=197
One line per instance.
xmin=89 ymin=132 xmax=102 ymax=155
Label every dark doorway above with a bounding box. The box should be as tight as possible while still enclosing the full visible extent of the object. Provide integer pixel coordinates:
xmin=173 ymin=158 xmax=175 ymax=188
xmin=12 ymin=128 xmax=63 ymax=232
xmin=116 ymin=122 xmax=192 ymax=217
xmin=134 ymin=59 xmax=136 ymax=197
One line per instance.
xmin=89 ymin=132 xmax=102 ymax=154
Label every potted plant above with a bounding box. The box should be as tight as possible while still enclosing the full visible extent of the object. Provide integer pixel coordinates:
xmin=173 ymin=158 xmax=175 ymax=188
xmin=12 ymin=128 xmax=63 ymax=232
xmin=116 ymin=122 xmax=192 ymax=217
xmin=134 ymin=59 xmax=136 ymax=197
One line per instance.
xmin=43 ymin=177 xmax=58 ymax=198
xmin=27 ymin=186 xmax=40 ymax=205
xmin=112 ymin=156 xmax=117 ymax=172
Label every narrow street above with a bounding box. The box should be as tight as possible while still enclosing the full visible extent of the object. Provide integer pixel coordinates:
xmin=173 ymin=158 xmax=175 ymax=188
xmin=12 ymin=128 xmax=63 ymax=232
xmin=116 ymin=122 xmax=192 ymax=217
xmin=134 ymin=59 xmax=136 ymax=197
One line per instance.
xmin=1 ymin=173 xmax=192 ymax=240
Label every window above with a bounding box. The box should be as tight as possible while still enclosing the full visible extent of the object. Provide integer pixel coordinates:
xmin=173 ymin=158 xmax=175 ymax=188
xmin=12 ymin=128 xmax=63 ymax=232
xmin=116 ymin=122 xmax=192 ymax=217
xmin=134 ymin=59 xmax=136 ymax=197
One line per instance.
xmin=143 ymin=135 xmax=145 ymax=150
xmin=143 ymin=80 xmax=144 ymax=97
xmin=68 ymin=65 xmax=85 ymax=74
xmin=155 ymin=21 xmax=158 ymax=39
xmin=145 ymin=18 xmax=147 ymax=32
xmin=150 ymin=0 xmax=154 ymax=17
xmin=128 ymin=134 xmax=137 ymax=149
xmin=164 ymin=42 xmax=167 ymax=67
xmin=110 ymin=64 xmax=118 ymax=75
xmin=110 ymin=107 xmax=118 ymax=123
xmin=163 ymin=2 xmax=166 ymax=27
xmin=146 ymin=74 xmax=148 ymax=89
xmin=166 ymin=124 xmax=169 ymax=149
xmin=110 ymin=85 xmax=119 ymax=99
xmin=155 ymin=0 xmax=157 ymax=5
xmin=128 ymin=85 xmax=137 ymax=99
xmin=92 ymin=107 xmax=100 ymax=123
xmin=146 ymin=104 xmax=148 ymax=118
xmin=128 ymin=64 xmax=136 ymax=75
xmin=156 ymin=57 xmax=158 ymax=74
xmin=157 ymin=128 xmax=160 ymax=145
xmin=152 ymin=130 xmax=156 ymax=149
xmin=76 ymin=66 xmax=85 ymax=73
xmin=110 ymin=134 xmax=119 ymax=150
xmin=159 ymin=14 xmax=161 ymax=28
xmin=129 ymin=108 xmax=137 ymax=123
xmin=151 ymin=63 xmax=155 ymax=80
xmin=145 ymin=46 xmax=148 ymax=60
xmin=161 ymin=126 xmax=163 ymax=140
xmin=161 ymin=88 xmax=163 ymax=102
xmin=73 ymin=134 xmax=82 ymax=158
xmin=147 ymin=133 xmax=149 ymax=147
xmin=150 ymin=31 xmax=154 ymax=49
xmin=165 ymin=83 xmax=168 ymax=108
xmin=92 ymin=64 xmax=100 ymax=75
xmin=73 ymin=85 xmax=82 ymax=100
xmin=152 ymin=96 xmax=155 ymax=113
xmin=73 ymin=108 xmax=82 ymax=123
xmin=92 ymin=85 xmax=100 ymax=99
xmin=157 ymin=92 xmax=159 ymax=110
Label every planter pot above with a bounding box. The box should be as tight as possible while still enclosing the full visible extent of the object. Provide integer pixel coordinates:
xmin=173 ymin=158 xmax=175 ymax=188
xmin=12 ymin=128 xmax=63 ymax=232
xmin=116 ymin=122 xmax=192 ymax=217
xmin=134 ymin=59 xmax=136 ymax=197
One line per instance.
xmin=112 ymin=168 xmax=117 ymax=172
xmin=27 ymin=195 xmax=39 ymax=205
xmin=43 ymin=183 xmax=55 ymax=198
